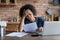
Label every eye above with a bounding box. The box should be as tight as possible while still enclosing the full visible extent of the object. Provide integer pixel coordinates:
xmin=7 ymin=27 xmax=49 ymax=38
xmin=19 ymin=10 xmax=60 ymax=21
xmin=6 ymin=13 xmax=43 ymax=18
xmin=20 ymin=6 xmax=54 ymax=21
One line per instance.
xmin=29 ymin=14 xmax=31 ymax=15
xmin=26 ymin=15 xmax=29 ymax=17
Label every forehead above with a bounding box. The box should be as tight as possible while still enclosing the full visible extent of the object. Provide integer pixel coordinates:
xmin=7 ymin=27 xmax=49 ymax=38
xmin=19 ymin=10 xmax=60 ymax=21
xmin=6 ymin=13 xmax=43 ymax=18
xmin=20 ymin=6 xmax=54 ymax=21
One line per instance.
xmin=25 ymin=9 xmax=32 ymax=13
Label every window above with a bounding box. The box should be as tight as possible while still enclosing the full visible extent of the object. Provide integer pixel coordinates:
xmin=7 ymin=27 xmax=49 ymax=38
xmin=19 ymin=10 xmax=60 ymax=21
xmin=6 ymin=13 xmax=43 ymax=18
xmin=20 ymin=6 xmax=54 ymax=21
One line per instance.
xmin=0 ymin=0 xmax=17 ymax=5
xmin=1 ymin=0 xmax=6 ymax=3
xmin=10 ymin=0 xmax=15 ymax=3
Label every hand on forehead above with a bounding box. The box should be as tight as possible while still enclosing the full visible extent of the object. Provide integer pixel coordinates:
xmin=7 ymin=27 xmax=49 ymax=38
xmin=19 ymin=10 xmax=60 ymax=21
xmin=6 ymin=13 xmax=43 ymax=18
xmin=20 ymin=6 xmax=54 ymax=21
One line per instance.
xmin=24 ymin=9 xmax=32 ymax=16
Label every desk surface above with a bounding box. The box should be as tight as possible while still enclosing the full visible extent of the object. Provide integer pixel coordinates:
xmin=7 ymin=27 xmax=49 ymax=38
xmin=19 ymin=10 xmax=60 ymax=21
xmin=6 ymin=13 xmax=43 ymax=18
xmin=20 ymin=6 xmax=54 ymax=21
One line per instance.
xmin=1 ymin=34 xmax=60 ymax=40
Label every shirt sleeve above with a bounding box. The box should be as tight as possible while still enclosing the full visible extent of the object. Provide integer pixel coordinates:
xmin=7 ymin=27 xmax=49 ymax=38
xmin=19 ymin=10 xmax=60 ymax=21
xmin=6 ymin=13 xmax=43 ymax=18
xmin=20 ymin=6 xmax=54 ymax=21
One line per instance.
xmin=37 ymin=17 xmax=44 ymax=28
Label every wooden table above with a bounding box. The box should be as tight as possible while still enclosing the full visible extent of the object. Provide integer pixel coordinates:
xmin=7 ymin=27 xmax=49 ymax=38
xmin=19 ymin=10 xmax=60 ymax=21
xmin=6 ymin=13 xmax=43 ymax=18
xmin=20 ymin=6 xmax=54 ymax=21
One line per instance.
xmin=1 ymin=34 xmax=60 ymax=40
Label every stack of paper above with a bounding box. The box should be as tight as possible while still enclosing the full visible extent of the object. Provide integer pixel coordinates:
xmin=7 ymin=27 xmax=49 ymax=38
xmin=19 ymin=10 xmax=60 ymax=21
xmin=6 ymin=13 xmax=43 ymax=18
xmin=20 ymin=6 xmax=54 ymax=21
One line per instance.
xmin=5 ymin=32 xmax=28 ymax=37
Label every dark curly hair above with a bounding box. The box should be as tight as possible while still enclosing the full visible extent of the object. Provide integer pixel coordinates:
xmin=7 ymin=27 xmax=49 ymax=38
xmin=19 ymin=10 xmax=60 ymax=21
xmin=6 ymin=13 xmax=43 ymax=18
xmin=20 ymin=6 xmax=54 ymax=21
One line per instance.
xmin=19 ymin=4 xmax=36 ymax=17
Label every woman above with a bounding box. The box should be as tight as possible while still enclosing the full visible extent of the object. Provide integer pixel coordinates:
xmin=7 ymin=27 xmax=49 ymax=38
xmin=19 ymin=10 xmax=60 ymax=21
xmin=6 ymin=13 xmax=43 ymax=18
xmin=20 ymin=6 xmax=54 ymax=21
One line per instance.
xmin=19 ymin=4 xmax=44 ymax=32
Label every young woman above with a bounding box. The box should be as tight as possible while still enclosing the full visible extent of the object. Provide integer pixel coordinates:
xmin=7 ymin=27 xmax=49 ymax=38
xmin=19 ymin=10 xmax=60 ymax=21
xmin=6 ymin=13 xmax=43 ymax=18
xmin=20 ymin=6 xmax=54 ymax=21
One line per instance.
xmin=19 ymin=4 xmax=44 ymax=32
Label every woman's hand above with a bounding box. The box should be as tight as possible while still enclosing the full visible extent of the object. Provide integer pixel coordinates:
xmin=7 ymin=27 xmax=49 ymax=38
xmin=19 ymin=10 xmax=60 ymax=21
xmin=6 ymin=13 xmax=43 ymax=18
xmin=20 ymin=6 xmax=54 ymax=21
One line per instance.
xmin=22 ymin=10 xmax=29 ymax=18
xmin=36 ymin=27 xmax=44 ymax=32
xmin=22 ymin=13 xmax=27 ymax=18
xmin=39 ymin=27 xmax=44 ymax=32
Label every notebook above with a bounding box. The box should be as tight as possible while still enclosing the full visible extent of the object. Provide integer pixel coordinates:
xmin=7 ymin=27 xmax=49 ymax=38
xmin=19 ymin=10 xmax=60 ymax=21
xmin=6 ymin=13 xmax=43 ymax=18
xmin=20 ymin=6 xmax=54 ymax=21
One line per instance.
xmin=5 ymin=32 xmax=28 ymax=37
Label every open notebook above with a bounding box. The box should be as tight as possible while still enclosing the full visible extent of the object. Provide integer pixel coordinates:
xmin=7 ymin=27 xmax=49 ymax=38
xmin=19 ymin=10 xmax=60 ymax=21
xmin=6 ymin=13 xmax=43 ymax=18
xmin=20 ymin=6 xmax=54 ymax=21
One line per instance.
xmin=5 ymin=32 xmax=28 ymax=37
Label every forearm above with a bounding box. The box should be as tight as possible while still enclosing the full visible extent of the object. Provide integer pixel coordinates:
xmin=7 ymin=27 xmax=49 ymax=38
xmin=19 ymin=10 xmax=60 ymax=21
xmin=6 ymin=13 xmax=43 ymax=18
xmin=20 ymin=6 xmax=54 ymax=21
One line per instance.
xmin=19 ymin=17 xmax=25 ymax=32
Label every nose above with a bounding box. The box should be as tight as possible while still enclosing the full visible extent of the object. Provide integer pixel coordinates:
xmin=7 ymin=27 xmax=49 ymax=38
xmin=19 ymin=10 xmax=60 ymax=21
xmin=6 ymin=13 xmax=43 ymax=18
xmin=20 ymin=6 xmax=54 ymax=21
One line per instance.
xmin=26 ymin=15 xmax=29 ymax=17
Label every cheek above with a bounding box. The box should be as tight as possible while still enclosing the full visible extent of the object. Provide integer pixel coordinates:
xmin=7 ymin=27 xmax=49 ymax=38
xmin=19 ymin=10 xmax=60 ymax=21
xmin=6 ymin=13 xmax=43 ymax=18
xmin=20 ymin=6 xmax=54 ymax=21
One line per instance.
xmin=29 ymin=16 xmax=34 ymax=20
xmin=28 ymin=16 xmax=31 ymax=19
xmin=26 ymin=16 xmax=31 ymax=19
xmin=27 ymin=14 xmax=34 ymax=19
xmin=31 ymin=15 xmax=34 ymax=18
xmin=28 ymin=16 xmax=32 ymax=20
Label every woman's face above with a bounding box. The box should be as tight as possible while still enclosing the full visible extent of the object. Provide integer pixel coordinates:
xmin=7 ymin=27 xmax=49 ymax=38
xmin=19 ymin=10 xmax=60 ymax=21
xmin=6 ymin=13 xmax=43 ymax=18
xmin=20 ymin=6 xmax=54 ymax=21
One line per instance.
xmin=24 ymin=9 xmax=35 ymax=22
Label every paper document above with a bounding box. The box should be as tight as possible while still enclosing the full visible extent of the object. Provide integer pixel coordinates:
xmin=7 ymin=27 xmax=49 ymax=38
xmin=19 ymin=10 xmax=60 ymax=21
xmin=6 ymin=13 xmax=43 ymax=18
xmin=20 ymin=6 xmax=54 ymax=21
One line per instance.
xmin=22 ymin=22 xmax=38 ymax=32
xmin=5 ymin=32 xmax=28 ymax=37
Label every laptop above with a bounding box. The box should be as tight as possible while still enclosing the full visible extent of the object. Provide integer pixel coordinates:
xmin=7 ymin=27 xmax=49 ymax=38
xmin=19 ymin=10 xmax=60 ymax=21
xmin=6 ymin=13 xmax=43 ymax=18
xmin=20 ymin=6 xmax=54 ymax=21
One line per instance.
xmin=42 ymin=21 xmax=60 ymax=35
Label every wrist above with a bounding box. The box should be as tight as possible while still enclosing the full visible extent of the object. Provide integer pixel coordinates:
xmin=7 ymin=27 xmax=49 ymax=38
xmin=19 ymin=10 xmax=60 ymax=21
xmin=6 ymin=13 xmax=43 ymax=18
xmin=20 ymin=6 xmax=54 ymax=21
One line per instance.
xmin=21 ymin=16 xmax=25 ymax=20
xmin=21 ymin=16 xmax=25 ymax=18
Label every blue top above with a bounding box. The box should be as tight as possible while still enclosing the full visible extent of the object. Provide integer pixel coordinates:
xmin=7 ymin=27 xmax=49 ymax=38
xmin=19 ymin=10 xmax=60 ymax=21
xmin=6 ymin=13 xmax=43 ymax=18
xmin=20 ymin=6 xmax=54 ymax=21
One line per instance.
xmin=24 ymin=17 xmax=44 ymax=28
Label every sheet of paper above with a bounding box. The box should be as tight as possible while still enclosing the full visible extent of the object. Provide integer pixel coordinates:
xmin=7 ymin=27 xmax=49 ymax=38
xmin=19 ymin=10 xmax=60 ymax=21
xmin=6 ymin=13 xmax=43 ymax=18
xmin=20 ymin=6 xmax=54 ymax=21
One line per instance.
xmin=22 ymin=22 xmax=38 ymax=32
xmin=5 ymin=32 xmax=28 ymax=37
